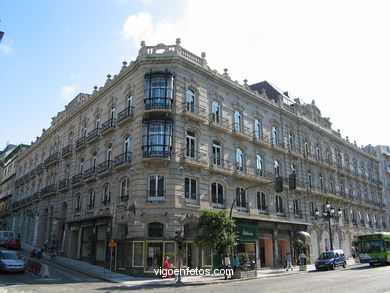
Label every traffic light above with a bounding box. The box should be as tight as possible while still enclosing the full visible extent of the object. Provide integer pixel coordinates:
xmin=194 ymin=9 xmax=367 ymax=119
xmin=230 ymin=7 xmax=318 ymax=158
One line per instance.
xmin=289 ymin=173 xmax=297 ymax=190
xmin=275 ymin=176 xmax=284 ymax=193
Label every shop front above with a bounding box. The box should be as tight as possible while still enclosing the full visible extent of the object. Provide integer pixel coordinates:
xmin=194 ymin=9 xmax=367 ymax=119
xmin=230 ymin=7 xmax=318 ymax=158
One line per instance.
xmin=235 ymin=223 xmax=258 ymax=269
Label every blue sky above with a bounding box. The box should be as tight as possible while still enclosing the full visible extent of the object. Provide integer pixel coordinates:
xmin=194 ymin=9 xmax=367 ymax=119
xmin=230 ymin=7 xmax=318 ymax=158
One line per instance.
xmin=1 ymin=0 xmax=389 ymax=149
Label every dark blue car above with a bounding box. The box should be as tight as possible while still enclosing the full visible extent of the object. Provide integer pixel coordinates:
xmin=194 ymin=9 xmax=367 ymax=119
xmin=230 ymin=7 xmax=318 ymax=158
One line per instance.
xmin=315 ymin=250 xmax=346 ymax=271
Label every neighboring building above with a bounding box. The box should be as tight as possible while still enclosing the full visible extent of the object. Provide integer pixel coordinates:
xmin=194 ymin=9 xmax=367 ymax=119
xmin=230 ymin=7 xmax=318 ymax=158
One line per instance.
xmin=0 ymin=144 xmax=27 ymax=229
xmin=9 ymin=39 xmax=387 ymax=275
xmin=364 ymin=145 xmax=390 ymax=229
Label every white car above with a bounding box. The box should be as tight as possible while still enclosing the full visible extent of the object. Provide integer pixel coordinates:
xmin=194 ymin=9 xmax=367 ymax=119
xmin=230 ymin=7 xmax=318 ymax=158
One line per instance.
xmin=0 ymin=250 xmax=25 ymax=273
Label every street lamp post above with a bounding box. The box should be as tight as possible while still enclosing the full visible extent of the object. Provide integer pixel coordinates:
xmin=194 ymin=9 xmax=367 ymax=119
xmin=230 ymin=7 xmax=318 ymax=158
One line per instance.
xmin=315 ymin=201 xmax=342 ymax=251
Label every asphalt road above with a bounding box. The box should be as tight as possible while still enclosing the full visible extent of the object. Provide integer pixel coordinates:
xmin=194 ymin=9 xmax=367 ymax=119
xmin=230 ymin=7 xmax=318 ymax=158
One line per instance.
xmin=1 ymin=257 xmax=390 ymax=293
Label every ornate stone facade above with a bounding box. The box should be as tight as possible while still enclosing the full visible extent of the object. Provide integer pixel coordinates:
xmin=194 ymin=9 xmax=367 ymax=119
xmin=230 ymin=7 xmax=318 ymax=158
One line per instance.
xmin=8 ymin=39 xmax=386 ymax=275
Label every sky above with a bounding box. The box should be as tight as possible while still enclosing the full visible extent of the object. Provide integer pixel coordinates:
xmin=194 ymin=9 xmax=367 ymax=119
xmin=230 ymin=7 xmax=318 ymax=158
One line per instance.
xmin=1 ymin=0 xmax=389 ymax=150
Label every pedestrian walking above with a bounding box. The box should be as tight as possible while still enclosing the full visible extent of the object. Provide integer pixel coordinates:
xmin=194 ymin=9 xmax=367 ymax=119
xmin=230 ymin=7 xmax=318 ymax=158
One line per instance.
xmin=233 ymin=255 xmax=240 ymax=271
xmin=162 ymin=256 xmax=171 ymax=278
xmin=299 ymin=251 xmax=307 ymax=265
xmin=224 ymin=254 xmax=231 ymax=280
xmin=285 ymin=252 xmax=293 ymax=271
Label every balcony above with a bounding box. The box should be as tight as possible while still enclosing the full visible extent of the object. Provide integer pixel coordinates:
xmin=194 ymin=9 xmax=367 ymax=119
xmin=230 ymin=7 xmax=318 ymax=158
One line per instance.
xmin=97 ymin=160 xmax=113 ymax=176
xmin=233 ymin=165 xmax=275 ymax=183
xmin=146 ymin=196 xmax=165 ymax=203
xmin=276 ymin=208 xmax=286 ymax=217
xmin=58 ymin=179 xmax=70 ymax=192
xmin=44 ymin=152 xmax=59 ymax=168
xmin=117 ymin=106 xmax=134 ymax=125
xmin=294 ymin=211 xmax=303 ymax=219
xmin=181 ymin=149 xmax=209 ymax=168
xmin=211 ymin=200 xmax=226 ymax=210
xmin=29 ymin=169 xmax=36 ymax=178
xmin=71 ymin=173 xmax=83 ymax=187
xmin=253 ymin=133 xmax=270 ymax=147
xmin=209 ymin=114 xmax=231 ymax=133
xmin=87 ymin=128 xmax=99 ymax=143
xmin=83 ymin=167 xmax=97 ymax=182
xmin=36 ymin=163 xmax=43 ymax=174
xmin=270 ymin=139 xmax=286 ymax=153
xmin=40 ymin=184 xmax=57 ymax=197
xmin=144 ymin=98 xmax=172 ymax=111
xmin=119 ymin=194 xmax=129 ymax=203
xmin=142 ymin=147 xmax=171 ymax=158
xmin=75 ymin=137 xmax=86 ymax=150
xmin=232 ymin=123 xmax=252 ymax=140
xmin=184 ymin=193 xmax=200 ymax=206
xmin=181 ymin=102 xmax=207 ymax=122
xmin=62 ymin=145 xmax=72 ymax=157
xmin=114 ymin=152 xmax=132 ymax=169
xmin=101 ymin=118 xmax=116 ymax=135
xmin=236 ymin=202 xmax=249 ymax=213
xmin=209 ymin=157 xmax=234 ymax=175
xmin=258 ymin=208 xmax=269 ymax=215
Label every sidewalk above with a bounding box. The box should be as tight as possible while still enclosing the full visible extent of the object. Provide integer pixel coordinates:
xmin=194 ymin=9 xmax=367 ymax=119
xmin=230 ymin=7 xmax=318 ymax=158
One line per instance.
xmin=20 ymin=243 xmax=360 ymax=288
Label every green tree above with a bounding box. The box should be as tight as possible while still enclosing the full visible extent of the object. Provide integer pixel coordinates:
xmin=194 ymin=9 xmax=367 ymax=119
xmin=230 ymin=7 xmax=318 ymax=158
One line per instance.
xmin=195 ymin=209 xmax=237 ymax=256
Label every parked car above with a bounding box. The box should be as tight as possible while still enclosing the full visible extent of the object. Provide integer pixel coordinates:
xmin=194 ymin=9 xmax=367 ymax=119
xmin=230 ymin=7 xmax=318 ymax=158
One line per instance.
xmin=4 ymin=238 xmax=21 ymax=250
xmin=315 ymin=249 xmax=346 ymax=271
xmin=0 ymin=250 xmax=25 ymax=273
xmin=0 ymin=231 xmax=17 ymax=246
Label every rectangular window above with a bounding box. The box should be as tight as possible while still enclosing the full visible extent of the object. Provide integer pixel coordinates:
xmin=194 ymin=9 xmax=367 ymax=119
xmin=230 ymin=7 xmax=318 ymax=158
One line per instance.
xmin=257 ymin=192 xmax=267 ymax=212
xmin=148 ymin=175 xmax=165 ymax=201
xmin=254 ymin=119 xmax=261 ymax=139
xmin=132 ymin=241 xmax=144 ymax=267
xmin=293 ymin=199 xmax=300 ymax=216
xmin=234 ymin=111 xmax=241 ymax=132
xmin=186 ymin=131 xmax=196 ymax=158
xmin=276 ymin=196 xmax=284 ymax=214
xmin=212 ymin=101 xmax=220 ymax=123
xmin=185 ymin=177 xmax=197 ymax=201
xmin=310 ymin=202 xmax=315 ymax=216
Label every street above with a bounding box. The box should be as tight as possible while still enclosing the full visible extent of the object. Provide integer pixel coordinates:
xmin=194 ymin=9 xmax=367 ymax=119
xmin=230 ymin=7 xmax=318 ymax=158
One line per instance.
xmin=1 ymin=262 xmax=390 ymax=292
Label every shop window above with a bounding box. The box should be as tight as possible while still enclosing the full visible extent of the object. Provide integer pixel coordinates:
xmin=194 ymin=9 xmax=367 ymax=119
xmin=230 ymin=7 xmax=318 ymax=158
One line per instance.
xmin=164 ymin=242 xmax=175 ymax=266
xmin=146 ymin=242 xmax=163 ymax=271
xmin=202 ymin=247 xmax=212 ymax=267
xmin=148 ymin=222 xmax=164 ymax=237
xmin=132 ymin=241 xmax=144 ymax=267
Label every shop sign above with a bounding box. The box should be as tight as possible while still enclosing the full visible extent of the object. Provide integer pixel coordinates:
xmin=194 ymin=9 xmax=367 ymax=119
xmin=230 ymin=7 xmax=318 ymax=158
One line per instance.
xmin=235 ymin=224 xmax=257 ymax=242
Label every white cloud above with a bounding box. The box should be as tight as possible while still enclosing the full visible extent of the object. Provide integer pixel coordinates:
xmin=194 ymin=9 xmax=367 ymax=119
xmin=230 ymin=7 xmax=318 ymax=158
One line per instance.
xmin=0 ymin=44 xmax=11 ymax=54
xmin=60 ymin=85 xmax=77 ymax=102
xmin=120 ymin=0 xmax=390 ymax=146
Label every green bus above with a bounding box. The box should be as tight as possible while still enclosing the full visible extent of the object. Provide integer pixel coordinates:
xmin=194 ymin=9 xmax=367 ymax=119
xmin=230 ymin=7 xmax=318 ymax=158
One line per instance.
xmin=356 ymin=232 xmax=390 ymax=266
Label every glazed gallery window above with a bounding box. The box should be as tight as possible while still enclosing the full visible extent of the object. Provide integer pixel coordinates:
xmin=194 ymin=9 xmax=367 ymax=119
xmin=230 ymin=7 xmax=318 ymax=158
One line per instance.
xmin=186 ymin=89 xmax=195 ymax=112
xmin=186 ymin=131 xmax=196 ymax=158
xmin=212 ymin=141 xmax=222 ymax=166
xmin=144 ymin=73 xmax=174 ymax=109
xmin=211 ymin=182 xmax=224 ymax=205
xmin=142 ymin=119 xmax=172 ymax=157
xmin=236 ymin=148 xmax=244 ymax=171
xmin=149 ymin=175 xmax=165 ymax=198
xmin=211 ymin=100 xmax=220 ymax=123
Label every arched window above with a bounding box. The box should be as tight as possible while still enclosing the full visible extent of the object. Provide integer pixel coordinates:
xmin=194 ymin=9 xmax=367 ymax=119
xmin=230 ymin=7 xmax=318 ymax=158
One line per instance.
xmin=257 ymin=192 xmax=267 ymax=213
xmin=254 ymin=119 xmax=262 ymax=140
xmin=235 ymin=187 xmax=247 ymax=211
xmin=307 ymin=170 xmax=312 ymax=189
xmin=274 ymin=160 xmax=280 ymax=176
xmin=275 ymin=195 xmax=284 ymax=214
xmin=124 ymin=135 xmax=131 ymax=161
xmin=88 ymin=189 xmax=95 ymax=209
xmin=288 ymin=132 xmax=294 ymax=150
xmin=236 ymin=148 xmax=244 ymax=171
xmin=271 ymin=127 xmax=278 ymax=146
xmin=103 ymin=184 xmax=110 ymax=206
xmin=186 ymin=89 xmax=195 ymax=112
xmin=186 ymin=131 xmax=196 ymax=158
xmin=75 ymin=194 xmax=82 ymax=212
xmin=120 ymin=178 xmax=130 ymax=202
xmin=212 ymin=141 xmax=221 ymax=166
xmin=256 ymin=155 xmax=263 ymax=175
xmin=148 ymin=222 xmax=164 ymax=237
xmin=211 ymin=182 xmax=224 ymax=207
xmin=92 ymin=152 xmax=97 ymax=171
